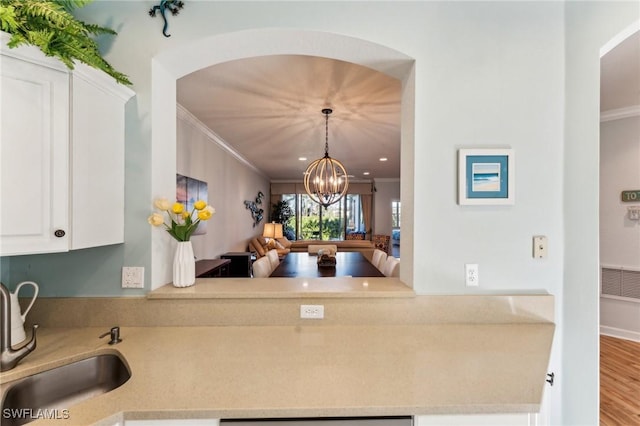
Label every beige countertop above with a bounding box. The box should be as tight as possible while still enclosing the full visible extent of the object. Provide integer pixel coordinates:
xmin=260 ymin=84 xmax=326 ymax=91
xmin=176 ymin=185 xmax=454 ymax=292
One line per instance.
xmin=148 ymin=277 xmax=416 ymax=299
xmin=0 ymin=322 xmax=555 ymax=425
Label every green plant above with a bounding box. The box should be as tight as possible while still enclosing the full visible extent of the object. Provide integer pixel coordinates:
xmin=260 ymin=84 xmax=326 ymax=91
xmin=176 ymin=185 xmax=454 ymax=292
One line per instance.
xmin=271 ymin=200 xmax=293 ymax=226
xmin=300 ymin=216 xmax=319 ymax=240
xmin=271 ymin=200 xmax=295 ymax=239
xmin=0 ymin=0 xmax=132 ymax=85
xmin=321 ymin=217 xmax=342 ymax=240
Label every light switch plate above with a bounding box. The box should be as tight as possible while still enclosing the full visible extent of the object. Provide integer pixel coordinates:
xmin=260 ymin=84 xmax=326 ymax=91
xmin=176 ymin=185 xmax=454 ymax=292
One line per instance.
xmin=533 ymin=236 xmax=548 ymax=259
xmin=122 ymin=267 xmax=144 ymax=288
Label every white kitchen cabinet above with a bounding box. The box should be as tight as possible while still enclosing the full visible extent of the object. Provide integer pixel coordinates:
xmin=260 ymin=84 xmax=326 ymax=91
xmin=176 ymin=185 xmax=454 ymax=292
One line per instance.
xmin=0 ymin=32 xmax=134 ymax=256
xmin=0 ymin=44 xmax=70 ymax=255
xmin=414 ymin=413 xmax=541 ymax=426
xmin=126 ymin=420 xmax=220 ymax=425
xmin=69 ymin=63 xmax=133 ymax=249
xmin=220 ymin=419 xmax=411 ymax=425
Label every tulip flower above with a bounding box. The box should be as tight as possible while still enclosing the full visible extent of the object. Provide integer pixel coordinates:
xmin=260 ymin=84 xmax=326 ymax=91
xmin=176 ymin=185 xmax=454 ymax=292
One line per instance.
xmin=148 ymin=198 xmax=215 ymax=241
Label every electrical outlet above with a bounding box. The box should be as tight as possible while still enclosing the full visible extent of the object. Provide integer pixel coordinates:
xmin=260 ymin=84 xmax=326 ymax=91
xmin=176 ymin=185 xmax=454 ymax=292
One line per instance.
xmin=465 ymin=264 xmax=479 ymax=287
xmin=300 ymin=304 xmax=324 ymax=319
xmin=122 ymin=267 xmax=144 ymax=288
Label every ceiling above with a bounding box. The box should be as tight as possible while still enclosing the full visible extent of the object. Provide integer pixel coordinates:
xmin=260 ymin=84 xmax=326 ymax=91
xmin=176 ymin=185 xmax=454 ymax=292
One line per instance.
xmin=177 ymin=55 xmax=401 ymax=182
xmin=177 ymin=30 xmax=639 ymax=182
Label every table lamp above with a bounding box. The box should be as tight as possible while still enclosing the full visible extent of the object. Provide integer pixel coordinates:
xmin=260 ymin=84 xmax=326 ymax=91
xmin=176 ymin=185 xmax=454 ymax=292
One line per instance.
xmin=263 ymin=222 xmax=283 ymax=248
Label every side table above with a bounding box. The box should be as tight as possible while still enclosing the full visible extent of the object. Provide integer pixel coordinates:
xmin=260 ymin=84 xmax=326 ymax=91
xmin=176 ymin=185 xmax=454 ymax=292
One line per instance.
xmin=220 ymin=252 xmax=252 ymax=277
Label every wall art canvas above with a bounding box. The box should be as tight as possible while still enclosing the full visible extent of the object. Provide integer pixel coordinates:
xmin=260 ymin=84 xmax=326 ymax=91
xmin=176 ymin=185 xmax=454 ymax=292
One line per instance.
xmin=458 ymin=149 xmax=514 ymax=205
xmin=176 ymin=174 xmax=208 ymax=235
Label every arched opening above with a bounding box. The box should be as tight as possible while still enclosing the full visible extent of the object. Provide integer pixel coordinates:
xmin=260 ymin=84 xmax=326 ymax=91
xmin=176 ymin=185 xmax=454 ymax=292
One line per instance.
xmin=150 ymin=28 xmax=415 ymax=290
xmin=598 ymin=19 xmax=640 ymax=421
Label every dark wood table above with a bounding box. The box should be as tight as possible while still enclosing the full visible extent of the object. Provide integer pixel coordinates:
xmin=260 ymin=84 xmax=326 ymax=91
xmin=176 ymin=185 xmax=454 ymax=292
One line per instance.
xmin=269 ymin=251 xmax=384 ymax=278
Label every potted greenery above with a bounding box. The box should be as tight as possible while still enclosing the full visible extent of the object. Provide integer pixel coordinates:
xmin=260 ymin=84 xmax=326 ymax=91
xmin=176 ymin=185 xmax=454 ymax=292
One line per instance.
xmin=271 ymin=200 xmax=295 ymax=240
xmin=0 ymin=0 xmax=131 ymax=85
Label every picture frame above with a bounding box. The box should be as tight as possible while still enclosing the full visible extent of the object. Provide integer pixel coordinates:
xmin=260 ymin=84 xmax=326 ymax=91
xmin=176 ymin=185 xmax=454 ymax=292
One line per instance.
xmin=458 ymin=149 xmax=515 ymax=205
xmin=176 ymin=174 xmax=209 ymax=234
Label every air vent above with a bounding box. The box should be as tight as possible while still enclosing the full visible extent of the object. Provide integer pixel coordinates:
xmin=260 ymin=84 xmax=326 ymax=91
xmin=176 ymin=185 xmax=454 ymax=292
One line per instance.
xmin=602 ymin=268 xmax=622 ymax=296
xmin=601 ymin=266 xmax=640 ymax=301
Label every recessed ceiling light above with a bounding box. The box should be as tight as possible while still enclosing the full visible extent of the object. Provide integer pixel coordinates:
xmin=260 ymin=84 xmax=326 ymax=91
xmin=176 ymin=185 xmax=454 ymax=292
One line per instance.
xmin=363 ymin=172 xmax=370 ymax=176
xmin=379 ymin=157 xmax=388 ymax=162
xmin=299 ymin=157 xmax=307 ymax=161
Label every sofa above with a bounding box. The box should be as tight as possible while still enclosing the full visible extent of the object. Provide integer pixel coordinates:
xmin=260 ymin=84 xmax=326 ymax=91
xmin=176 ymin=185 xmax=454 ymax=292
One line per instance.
xmin=250 ymin=237 xmax=376 ymax=261
xmin=248 ymin=236 xmax=291 ymax=259
xmin=288 ymin=239 xmax=375 ymax=261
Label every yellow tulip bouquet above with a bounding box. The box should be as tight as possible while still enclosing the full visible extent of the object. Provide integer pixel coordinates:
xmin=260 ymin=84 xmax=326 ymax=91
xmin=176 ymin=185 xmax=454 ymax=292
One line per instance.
xmin=148 ymin=197 xmax=216 ymax=241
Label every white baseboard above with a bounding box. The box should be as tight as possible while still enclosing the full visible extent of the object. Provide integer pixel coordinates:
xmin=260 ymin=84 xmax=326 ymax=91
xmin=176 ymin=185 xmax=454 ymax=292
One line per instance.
xmin=600 ymin=325 xmax=640 ymax=342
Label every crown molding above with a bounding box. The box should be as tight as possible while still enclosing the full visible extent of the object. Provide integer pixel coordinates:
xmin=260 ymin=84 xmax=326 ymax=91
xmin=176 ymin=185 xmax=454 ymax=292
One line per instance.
xmin=601 ymin=105 xmax=640 ymax=122
xmin=177 ymin=103 xmax=267 ymax=178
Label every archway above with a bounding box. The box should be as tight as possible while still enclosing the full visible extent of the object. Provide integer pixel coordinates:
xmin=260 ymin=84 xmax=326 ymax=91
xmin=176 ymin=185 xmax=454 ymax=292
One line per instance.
xmin=150 ymin=28 xmax=416 ymax=289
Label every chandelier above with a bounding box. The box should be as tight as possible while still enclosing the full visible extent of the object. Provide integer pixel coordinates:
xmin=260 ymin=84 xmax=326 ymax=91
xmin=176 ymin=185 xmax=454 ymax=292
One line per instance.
xmin=303 ymin=108 xmax=349 ymax=208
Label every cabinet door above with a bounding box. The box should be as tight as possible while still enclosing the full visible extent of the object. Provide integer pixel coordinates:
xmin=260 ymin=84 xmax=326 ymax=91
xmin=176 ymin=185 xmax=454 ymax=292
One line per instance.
xmin=414 ymin=413 xmax=537 ymax=426
xmin=126 ymin=420 xmax=220 ymax=425
xmin=70 ymin=66 xmax=131 ymax=249
xmin=0 ymin=55 xmax=70 ymax=256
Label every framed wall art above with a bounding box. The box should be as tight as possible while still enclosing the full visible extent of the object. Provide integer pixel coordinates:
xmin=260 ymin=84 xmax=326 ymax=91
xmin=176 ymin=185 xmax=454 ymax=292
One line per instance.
xmin=176 ymin=174 xmax=208 ymax=234
xmin=458 ymin=149 xmax=515 ymax=205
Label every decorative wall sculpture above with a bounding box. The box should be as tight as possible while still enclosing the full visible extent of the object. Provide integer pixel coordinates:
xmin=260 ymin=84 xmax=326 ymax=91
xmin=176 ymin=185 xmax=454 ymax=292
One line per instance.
xmin=244 ymin=191 xmax=264 ymax=227
xmin=149 ymin=0 xmax=185 ymax=37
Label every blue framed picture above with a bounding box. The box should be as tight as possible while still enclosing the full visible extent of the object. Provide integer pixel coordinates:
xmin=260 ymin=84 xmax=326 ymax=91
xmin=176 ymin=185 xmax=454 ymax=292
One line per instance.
xmin=458 ymin=149 xmax=515 ymax=205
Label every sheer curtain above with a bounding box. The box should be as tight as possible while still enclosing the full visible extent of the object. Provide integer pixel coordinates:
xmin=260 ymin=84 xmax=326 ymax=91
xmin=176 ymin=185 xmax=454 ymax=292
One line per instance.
xmin=360 ymin=194 xmax=372 ymax=240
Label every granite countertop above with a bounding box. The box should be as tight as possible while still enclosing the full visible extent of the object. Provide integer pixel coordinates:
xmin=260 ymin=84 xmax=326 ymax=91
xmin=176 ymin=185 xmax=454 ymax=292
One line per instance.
xmin=0 ymin=322 xmax=555 ymax=425
xmin=147 ymin=277 xmax=416 ymax=299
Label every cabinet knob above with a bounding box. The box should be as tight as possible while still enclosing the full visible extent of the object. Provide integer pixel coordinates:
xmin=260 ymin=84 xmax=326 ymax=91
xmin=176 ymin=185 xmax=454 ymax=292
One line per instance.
xmin=54 ymin=229 xmax=66 ymax=238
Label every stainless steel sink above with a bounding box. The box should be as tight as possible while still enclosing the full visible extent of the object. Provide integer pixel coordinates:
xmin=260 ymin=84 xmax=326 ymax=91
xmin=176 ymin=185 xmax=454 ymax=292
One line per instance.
xmin=1 ymin=353 xmax=131 ymax=426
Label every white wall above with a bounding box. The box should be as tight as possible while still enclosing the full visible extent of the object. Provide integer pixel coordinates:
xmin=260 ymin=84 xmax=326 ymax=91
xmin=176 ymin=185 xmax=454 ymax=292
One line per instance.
xmin=600 ymin=116 xmax=640 ymax=267
xmin=149 ymin=4 xmax=568 ymax=419
xmin=177 ymin=107 xmax=270 ymax=259
xmin=600 ymin=115 xmax=640 ymax=340
xmin=563 ymin=7 xmax=639 ymax=425
xmin=373 ymin=179 xmax=400 ymax=237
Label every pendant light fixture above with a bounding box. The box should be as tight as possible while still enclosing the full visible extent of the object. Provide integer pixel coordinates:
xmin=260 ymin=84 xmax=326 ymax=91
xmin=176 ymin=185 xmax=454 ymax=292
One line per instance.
xmin=304 ymin=108 xmax=349 ymax=208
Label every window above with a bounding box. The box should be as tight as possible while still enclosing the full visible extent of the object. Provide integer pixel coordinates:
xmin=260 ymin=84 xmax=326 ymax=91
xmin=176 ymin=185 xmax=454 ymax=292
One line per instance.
xmin=346 ymin=194 xmax=365 ymax=234
xmin=299 ymin=194 xmax=321 ymax=239
xmin=279 ymin=194 xmax=365 ymax=240
xmin=392 ymin=200 xmax=401 ymax=228
xmin=281 ymin=194 xmax=297 ymax=240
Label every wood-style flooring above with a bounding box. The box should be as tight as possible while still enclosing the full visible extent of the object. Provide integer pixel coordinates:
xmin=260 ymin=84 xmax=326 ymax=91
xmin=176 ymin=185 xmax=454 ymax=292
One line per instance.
xmin=600 ymin=335 xmax=640 ymax=425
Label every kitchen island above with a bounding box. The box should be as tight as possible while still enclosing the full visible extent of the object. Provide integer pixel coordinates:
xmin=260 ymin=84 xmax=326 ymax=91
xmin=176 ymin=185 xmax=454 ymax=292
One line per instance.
xmin=1 ymin=294 xmax=555 ymax=425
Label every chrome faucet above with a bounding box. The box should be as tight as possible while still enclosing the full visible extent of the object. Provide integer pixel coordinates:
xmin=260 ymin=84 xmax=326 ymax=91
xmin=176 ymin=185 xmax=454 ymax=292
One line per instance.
xmin=100 ymin=326 xmax=122 ymax=345
xmin=1 ymin=282 xmax=38 ymax=371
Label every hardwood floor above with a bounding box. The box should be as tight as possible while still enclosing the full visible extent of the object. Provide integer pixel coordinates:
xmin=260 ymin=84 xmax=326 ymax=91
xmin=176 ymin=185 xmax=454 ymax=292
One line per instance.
xmin=600 ymin=335 xmax=640 ymax=425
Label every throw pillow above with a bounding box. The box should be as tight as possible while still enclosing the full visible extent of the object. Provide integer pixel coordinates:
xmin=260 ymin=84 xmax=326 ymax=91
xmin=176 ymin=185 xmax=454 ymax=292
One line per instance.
xmin=276 ymin=237 xmax=292 ymax=248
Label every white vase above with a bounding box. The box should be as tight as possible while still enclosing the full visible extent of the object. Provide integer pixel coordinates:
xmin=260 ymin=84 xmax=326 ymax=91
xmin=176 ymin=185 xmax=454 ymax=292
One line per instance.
xmin=173 ymin=241 xmax=195 ymax=287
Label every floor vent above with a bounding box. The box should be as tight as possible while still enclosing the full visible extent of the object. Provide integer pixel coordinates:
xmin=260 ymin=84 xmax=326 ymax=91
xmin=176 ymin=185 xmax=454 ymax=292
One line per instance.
xmin=601 ymin=266 xmax=640 ymax=301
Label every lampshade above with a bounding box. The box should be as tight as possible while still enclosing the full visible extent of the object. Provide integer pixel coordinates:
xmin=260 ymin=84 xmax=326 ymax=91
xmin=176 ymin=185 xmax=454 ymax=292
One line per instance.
xmin=304 ymin=108 xmax=349 ymax=208
xmin=263 ymin=222 xmax=283 ymax=239
xmin=263 ymin=222 xmax=276 ymax=239
xmin=273 ymin=223 xmax=283 ymax=239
